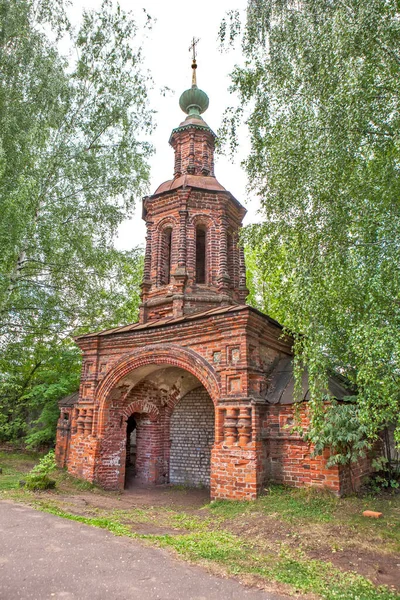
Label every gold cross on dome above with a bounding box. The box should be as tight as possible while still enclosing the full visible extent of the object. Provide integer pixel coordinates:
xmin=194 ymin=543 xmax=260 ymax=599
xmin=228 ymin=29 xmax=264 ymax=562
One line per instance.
xmin=189 ymin=37 xmax=200 ymax=62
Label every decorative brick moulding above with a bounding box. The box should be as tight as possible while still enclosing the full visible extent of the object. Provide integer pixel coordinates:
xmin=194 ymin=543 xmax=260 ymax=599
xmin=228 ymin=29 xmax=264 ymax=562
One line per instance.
xmin=56 ymin=69 xmax=373 ymax=500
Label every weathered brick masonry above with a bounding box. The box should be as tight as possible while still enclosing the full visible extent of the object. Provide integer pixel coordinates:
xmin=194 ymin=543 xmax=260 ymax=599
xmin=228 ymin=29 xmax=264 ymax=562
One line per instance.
xmin=170 ymin=387 xmax=214 ymax=486
xmin=56 ymin=61 xmax=372 ymax=499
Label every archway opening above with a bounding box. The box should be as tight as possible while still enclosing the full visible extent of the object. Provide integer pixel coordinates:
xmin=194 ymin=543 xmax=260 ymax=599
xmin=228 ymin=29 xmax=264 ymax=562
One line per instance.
xmin=123 ymin=408 xmax=162 ymax=489
xmin=97 ymin=356 xmax=219 ymax=492
xmin=124 ymin=414 xmax=137 ymax=488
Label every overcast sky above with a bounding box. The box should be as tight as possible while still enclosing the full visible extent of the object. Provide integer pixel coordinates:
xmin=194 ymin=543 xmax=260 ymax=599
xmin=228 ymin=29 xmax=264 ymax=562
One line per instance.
xmin=71 ymin=0 xmax=259 ymax=250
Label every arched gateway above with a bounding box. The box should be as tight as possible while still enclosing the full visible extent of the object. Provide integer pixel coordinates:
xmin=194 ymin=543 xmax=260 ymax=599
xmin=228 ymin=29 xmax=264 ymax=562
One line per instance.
xmin=93 ymin=347 xmax=219 ymax=490
xmin=56 ymin=54 xmax=361 ymax=499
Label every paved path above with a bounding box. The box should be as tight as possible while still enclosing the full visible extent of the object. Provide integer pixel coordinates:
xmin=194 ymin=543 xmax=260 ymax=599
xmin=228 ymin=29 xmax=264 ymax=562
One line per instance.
xmin=0 ymin=501 xmax=283 ymax=600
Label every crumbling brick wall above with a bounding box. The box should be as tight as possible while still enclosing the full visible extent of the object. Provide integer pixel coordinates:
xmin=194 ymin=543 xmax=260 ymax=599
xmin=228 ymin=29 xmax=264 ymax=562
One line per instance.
xmin=339 ymin=453 xmax=375 ymax=495
xmin=262 ymin=404 xmax=342 ymax=493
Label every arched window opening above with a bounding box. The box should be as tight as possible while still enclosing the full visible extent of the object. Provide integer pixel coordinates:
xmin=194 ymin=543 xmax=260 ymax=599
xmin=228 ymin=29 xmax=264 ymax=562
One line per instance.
xmin=160 ymin=227 xmax=172 ymax=285
xmin=196 ymin=226 xmax=206 ymax=284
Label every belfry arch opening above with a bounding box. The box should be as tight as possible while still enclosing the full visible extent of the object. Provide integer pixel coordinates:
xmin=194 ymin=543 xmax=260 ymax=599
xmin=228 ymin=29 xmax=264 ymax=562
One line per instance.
xmin=160 ymin=227 xmax=172 ymax=285
xmin=98 ymin=362 xmax=215 ymax=491
xmin=195 ymin=226 xmax=206 ymax=284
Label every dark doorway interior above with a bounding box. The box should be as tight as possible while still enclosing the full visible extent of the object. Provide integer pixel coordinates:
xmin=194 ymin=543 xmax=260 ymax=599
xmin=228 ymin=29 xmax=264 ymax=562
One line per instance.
xmin=125 ymin=414 xmax=137 ymax=488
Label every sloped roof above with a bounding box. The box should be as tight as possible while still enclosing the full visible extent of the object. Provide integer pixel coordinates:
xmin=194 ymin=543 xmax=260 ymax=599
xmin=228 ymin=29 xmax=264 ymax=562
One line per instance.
xmin=76 ymin=304 xmax=283 ymax=341
xmin=58 ymin=391 xmax=79 ymax=408
xmin=265 ymin=357 xmax=353 ymax=405
xmin=154 ymin=174 xmax=226 ymax=195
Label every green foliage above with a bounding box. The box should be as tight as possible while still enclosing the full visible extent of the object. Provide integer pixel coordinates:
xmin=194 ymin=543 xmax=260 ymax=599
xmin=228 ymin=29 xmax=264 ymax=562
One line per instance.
xmin=0 ymin=338 xmax=81 ymax=446
xmin=29 ymin=450 xmax=56 ymax=476
xmin=0 ymin=0 xmax=150 ymax=445
xmin=369 ymin=456 xmax=400 ymax=491
xmin=370 ymin=474 xmax=399 ymax=492
xmin=24 ymin=474 xmax=56 ymax=491
xmin=0 ymin=0 xmax=152 ymax=339
xmin=305 ymin=401 xmax=371 ymax=468
xmin=220 ymin=0 xmax=400 ymax=448
xmin=23 ymin=449 xmax=57 ymax=489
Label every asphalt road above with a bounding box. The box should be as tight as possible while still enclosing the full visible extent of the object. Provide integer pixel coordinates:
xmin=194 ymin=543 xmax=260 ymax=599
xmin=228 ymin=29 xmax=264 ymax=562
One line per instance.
xmin=0 ymin=501 xmax=283 ymax=600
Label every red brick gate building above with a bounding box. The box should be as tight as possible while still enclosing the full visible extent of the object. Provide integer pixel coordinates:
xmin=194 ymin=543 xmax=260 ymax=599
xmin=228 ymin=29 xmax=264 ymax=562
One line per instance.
xmin=56 ymin=62 xmax=367 ymax=499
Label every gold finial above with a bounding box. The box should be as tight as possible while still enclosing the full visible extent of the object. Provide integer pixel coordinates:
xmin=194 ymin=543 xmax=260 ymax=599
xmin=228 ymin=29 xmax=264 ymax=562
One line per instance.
xmin=189 ymin=36 xmax=199 ymax=87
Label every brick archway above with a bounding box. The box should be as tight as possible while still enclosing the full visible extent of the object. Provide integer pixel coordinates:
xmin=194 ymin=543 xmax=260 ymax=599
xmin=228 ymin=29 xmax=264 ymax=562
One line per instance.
xmin=95 ymin=344 xmax=220 ymax=435
xmin=122 ymin=396 xmax=161 ymax=487
xmin=93 ymin=348 xmax=220 ymax=490
xmin=122 ymin=400 xmax=159 ymax=422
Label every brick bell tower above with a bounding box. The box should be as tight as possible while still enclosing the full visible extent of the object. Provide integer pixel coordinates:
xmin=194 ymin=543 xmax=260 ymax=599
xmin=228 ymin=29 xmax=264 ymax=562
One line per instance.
xmin=56 ymin=47 xmax=361 ymax=500
xmin=139 ymin=52 xmax=248 ymax=323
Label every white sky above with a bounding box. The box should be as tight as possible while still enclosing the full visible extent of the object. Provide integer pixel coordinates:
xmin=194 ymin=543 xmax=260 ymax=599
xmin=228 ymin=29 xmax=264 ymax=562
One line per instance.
xmin=71 ymin=0 xmax=260 ymax=251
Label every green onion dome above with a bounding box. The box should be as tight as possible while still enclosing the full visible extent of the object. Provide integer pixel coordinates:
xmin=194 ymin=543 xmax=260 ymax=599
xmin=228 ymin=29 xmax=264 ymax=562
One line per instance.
xmin=179 ymin=85 xmax=209 ymax=117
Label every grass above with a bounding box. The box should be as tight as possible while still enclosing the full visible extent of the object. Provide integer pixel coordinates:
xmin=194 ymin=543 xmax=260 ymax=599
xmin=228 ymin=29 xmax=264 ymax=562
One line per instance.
xmin=0 ymin=450 xmax=38 ymax=491
xmin=210 ymin=485 xmax=338 ymax=523
xmin=146 ymin=531 xmax=399 ymax=600
xmin=36 ymin=503 xmax=133 ymax=536
xmin=209 ymin=484 xmax=400 ymax=553
xmin=259 ymin=485 xmax=338 ymax=522
xmin=1 ymin=450 xmax=399 ymax=599
xmin=54 ymin=469 xmax=99 ymax=492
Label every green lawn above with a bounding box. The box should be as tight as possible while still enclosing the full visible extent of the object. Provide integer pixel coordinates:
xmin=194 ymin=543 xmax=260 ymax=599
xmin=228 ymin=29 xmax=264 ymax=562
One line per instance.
xmin=0 ymin=450 xmax=39 ymax=490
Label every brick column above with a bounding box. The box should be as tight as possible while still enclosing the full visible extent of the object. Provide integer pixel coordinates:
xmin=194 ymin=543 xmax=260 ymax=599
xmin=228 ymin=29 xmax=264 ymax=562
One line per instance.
xmin=139 ymin=221 xmax=153 ymax=323
xmin=143 ymin=220 xmax=153 ymax=284
xmin=210 ymin=141 xmax=215 ymax=176
xmin=217 ymin=214 xmax=231 ymax=296
xmin=238 ymin=245 xmax=248 ymax=303
xmin=65 ymin=403 xmax=99 ymax=484
xmin=177 ymin=209 xmax=188 ymax=271
xmin=232 ymin=232 xmax=240 ymax=292
xmin=187 ymin=133 xmax=195 ymax=174
xmin=201 ymin=137 xmax=210 ymax=176
xmin=140 ymin=219 xmax=153 ymax=323
xmin=173 ymin=192 xmax=189 ymax=317
xmin=174 ymin=140 xmax=182 ymax=177
xmin=211 ymin=401 xmax=263 ymax=500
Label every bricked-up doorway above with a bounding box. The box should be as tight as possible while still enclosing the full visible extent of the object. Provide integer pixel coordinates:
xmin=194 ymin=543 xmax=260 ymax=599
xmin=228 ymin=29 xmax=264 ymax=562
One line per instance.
xmin=170 ymin=387 xmax=215 ymax=487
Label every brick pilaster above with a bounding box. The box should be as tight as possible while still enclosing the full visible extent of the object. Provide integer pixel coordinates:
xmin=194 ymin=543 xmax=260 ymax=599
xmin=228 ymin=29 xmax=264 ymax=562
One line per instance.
xmin=217 ymin=213 xmax=231 ymax=295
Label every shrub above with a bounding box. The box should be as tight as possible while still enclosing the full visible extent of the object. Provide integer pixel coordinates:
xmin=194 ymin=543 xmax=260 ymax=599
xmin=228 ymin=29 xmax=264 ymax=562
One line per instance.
xmin=29 ymin=450 xmax=56 ymax=477
xmin=23 ymin=450 xmax=57 ymax=491
xmin=24 ymin=475 xmax=56 ymax=491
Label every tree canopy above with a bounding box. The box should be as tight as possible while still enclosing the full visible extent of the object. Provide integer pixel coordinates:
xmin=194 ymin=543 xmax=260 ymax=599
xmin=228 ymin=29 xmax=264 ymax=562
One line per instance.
xmin=0 ymin=0 xmax=151 ymax=446
xmin=221 ymin=0 xmax=400 ymax=446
